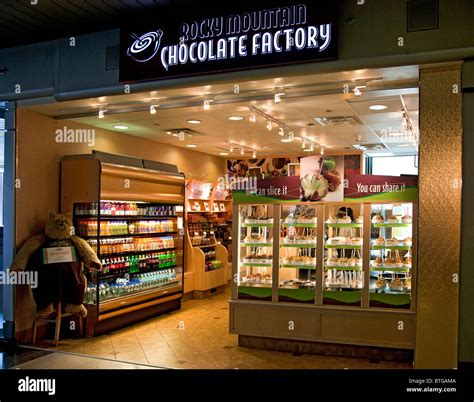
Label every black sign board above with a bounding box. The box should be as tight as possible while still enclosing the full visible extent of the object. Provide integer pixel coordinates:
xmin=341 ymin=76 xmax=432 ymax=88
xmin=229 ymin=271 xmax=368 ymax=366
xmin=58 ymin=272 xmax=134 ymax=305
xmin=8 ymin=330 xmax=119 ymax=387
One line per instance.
xmin=119 ymin=1 xmax=338 ymax=83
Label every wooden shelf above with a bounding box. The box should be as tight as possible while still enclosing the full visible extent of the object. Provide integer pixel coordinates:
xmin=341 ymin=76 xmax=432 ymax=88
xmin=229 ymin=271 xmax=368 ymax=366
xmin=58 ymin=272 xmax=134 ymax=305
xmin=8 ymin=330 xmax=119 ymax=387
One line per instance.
xmin=193 ymin=243 xmax=218 ymax=248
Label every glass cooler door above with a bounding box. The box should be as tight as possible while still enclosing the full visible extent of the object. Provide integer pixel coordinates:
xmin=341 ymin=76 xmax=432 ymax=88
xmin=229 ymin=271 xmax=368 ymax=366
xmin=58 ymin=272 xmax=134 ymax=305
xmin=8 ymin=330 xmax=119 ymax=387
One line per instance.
xmin=279 ymin=204 xmax=317 ymax=303
xmin=323 ymin=204 xmax=364 ymax=306
xmin=369 ymin=203 xmax=414 ymax=309
xmin=237 ymin=204 xmax=274 ymax=301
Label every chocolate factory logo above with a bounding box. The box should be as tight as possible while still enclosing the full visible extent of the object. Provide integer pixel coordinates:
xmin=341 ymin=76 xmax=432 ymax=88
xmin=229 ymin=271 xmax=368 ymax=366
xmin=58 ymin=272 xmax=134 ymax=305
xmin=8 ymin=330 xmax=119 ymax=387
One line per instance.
xmin=127 ymin=30 xmax=163 ymax=63
xmin=125 ymin=4 xmax=332 ymax=71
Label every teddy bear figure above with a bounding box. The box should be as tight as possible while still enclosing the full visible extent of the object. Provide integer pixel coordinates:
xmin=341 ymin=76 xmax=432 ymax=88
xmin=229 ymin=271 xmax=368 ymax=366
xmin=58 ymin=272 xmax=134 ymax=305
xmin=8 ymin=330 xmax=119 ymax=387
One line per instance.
xmin=11 ymin=212 xmax=101 ymax=318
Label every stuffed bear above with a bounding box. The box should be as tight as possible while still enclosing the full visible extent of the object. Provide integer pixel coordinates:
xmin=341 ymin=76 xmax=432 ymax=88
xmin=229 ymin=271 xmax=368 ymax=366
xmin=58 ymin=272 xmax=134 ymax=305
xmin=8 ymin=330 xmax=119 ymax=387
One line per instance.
xmin=10 ymin=212 xmax=101 ymax=318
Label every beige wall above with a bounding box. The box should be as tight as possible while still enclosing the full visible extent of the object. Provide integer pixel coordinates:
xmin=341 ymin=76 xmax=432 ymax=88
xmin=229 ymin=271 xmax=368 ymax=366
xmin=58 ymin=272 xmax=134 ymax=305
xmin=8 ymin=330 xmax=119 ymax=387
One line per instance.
xmin=14 ymin=108 xmax=225 ymax=336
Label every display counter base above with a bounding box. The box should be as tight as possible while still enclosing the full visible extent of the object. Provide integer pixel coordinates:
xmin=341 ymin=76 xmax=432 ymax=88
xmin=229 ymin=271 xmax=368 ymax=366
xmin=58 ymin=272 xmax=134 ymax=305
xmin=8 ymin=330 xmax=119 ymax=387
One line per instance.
xmin=230 ymin=300 xmax=416 ymax=351
xmin=86 ymin=295 xmax=181 ymax=337
xmin=239 ymin=335 xmax=414 ymax=363
xmin=193 ymin=284 xmax=226 ymax=300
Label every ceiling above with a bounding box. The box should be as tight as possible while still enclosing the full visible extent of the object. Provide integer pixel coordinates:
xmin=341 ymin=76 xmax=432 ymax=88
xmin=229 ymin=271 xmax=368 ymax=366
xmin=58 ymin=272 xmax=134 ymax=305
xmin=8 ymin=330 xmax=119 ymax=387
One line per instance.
xmin=22 ymin=65 xmax=420 ymax=157
xmin=0 ymin=0 xmax=170 ymax=48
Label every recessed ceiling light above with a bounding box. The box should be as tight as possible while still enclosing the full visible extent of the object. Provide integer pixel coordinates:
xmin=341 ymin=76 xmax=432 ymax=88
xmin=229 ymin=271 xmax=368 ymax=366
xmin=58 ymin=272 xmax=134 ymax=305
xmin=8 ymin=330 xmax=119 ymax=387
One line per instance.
xmin=114 ymin=125 xmax=128 ymax=130
xmin=369 ymin=104 xmax=388 ymax=111
xmin=187 ymin=119 xmax=202 ymax=124
xmin=186 ymin=144 xmax=198 ymax=148
xmin=228 ymin=116 xmax=244 ymax=121
xmin=219 ymin=152 xmax=229 ymax=156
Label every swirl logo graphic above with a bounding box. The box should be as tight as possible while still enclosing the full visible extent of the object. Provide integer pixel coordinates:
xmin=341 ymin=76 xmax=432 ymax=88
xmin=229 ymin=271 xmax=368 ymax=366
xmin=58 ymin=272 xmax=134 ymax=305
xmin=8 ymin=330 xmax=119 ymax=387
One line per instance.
xmin=127 ymin=30 xmax=163 ymax=63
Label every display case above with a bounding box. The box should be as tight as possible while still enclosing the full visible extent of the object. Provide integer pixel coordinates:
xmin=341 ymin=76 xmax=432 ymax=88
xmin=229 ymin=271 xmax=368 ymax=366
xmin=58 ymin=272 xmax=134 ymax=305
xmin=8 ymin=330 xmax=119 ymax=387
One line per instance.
xmin=61 ymin=153 xmax=185 ymax=336
xmin=237 ymin=204 xmax=274 ymax=301
xmin=279 ymin=204 xmax=317 ymax=303
xmin=231 ymin=198 xmax=418 ymax=351
xmin=184 ymin=179 xmax=229 ymax=298
xmin=369 ymin=203 xmax=415 ymax=309
xmin=323 ymin=203 xmax=365 ymax=306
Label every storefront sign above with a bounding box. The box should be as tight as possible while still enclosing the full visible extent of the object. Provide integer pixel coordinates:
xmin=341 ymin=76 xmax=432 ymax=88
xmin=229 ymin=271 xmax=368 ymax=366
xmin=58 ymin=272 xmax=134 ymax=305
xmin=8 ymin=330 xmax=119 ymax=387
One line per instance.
xmin=120 ymin=1 xmax=337 ymax=82
xmin=344 ymin=174 xmax=418 ymax=202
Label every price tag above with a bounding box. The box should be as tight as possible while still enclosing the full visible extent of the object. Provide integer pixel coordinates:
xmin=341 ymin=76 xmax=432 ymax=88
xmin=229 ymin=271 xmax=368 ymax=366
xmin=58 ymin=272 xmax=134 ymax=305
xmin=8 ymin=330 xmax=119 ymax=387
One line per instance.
xmin=42 ymin=246 xmax=77 ymax=264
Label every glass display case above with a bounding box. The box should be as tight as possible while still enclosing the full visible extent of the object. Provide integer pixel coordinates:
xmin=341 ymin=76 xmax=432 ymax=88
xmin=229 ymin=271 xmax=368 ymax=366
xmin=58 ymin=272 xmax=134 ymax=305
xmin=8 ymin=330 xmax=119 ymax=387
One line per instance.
xmin=74 ymin=201 xmax=184 ymax=309
xmin=233 ymin=200 xmax=417 ymax=308
xmin=237 ymin=204 xmax=274 ymax=301
xmin=279 ymin=205 xmax=317 ymax=303
xmin=369 ymin=203 xmax=414 ymax=309
xmin=323 ymin=203 xmax=365 ymax=306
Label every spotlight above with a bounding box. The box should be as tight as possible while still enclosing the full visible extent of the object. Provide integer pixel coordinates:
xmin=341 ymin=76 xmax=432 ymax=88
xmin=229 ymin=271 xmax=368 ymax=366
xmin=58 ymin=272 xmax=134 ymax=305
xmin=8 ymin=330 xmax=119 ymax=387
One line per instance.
xmin=203 ymin=100 xmax=213 ymax=110
xmin=266 ymin=121 xmax=272 ymax=131
xmin=302 ymin=141 xmax=306 ymax=149
xmin=288 ymin=132 xmax=294 ymax=142
xmin=150 ymin=104 xmax=159 ymax=114
xmin=278 ymin=127 xmax=284 ymax=136
xmin=252 ymin=150 xmax=257 ymax=158
xmin=240 ymin=148 xmax=245 ymax=155
xmin=320 ymin=146 xmax=325 ymax=155
xmin=98 ymin=110 xmax=106 ymax=119
xmin=274 ymin=92 xmax=285 ymax=103
xmin=249 ymin=113 xmax=256 ymax=123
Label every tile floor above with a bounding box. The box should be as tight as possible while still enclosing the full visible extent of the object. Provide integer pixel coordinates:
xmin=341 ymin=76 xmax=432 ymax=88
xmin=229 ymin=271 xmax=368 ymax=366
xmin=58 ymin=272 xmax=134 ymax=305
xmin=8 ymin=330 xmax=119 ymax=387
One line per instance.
xmin=28 ymin=289 xmax=411 ymax=369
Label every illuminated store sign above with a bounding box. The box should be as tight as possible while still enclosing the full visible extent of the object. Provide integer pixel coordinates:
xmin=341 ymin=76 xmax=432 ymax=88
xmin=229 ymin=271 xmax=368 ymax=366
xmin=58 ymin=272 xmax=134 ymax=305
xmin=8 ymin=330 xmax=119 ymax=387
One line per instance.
xmin=120 ymin=2 xmax=337 ymax=82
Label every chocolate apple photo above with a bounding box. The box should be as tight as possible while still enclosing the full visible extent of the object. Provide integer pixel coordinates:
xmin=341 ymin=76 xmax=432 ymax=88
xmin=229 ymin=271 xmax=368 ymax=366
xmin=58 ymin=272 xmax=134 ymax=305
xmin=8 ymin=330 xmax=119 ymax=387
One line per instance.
xmin=300 ymin=155 xmax=345 ymax=202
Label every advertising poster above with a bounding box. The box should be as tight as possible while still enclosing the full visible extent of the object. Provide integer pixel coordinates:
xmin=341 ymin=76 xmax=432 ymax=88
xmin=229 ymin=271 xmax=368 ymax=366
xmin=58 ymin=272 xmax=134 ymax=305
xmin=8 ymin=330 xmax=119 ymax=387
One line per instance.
xmin=344 ymin=174 xmax=418 ymax=202
xmin=299 ymin=155 xmax=344 ymax=202
xmin=227 ymin=155 xmax=361 ymax=180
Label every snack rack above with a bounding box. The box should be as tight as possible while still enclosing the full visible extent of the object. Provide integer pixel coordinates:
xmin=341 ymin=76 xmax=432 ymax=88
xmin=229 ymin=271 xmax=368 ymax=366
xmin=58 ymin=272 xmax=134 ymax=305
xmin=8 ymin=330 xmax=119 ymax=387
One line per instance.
xmin=184 ymin=179 xmax=230 ymax=298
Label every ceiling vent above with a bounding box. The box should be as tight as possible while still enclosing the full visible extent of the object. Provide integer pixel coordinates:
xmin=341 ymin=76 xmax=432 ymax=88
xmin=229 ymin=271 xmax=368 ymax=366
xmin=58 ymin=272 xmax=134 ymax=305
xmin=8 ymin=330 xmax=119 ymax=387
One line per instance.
xmin=164 ymin=128 xmax=202 ymax=136
xmin=316 ymin=116 xmax=363 ymax=127
xmin=352 ymin=143 xmax=386 ymax=152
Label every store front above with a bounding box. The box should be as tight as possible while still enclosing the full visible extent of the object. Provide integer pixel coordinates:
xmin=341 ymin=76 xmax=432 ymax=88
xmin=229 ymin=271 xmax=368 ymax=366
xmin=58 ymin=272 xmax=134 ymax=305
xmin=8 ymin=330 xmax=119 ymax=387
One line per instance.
xmin=0 ymin=0 xmax=469 ymax=369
